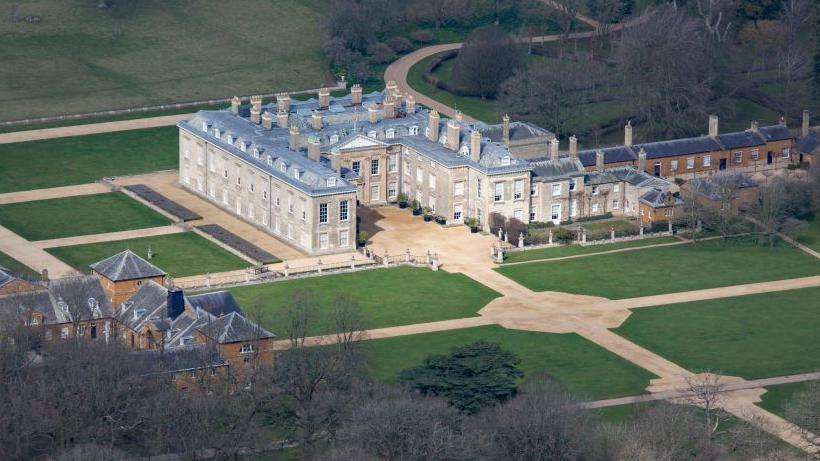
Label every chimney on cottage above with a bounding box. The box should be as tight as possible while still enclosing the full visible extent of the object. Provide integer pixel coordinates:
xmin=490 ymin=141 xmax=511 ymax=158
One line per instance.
xmin=231 ymin=96 xmax=241 ymax=115
xmin=446 ymin=118 xmax=460 ymax=151
xmin=779 ymin=115 xmax=787 ymax=126
xmin=368 ymin=104 xmax=379 ymax=124
xmin=41 ymin=268 xmax=49 ymax=282
xmin=330 ymin=146 xmax=341 ymax=173
xmin=502 ymin=114 xmax=511 ymax=147
xmin=470 ymin=130 xmax=481 ymax=162
xmin=312 ymin=110 xmax=323 ymax=130
xmin=428 ymin=110 xmax=440 ymax=142
xmin=262 ymin=111 xmax=272 ymax=130
xmin=750 ymin=120 xmax=759 ymax=133
xmin=549 ymin=137 xmax=559 ymax=160
xmin=596 ymin=150 xmax=605 ymax=170
xmin=276 ymin=92 xmax=290 ymax=113
xmin=167 ymin=289 xmax=185 ymax=320
xmin=569 ymin=135 xmax=578 ymax=159
xmin=638 ymin=147 xmax=647 ymax=172
xmin=351 ymin=84 xmax=362 ymax=105
xmin=318 ymin=88 xmax=330 ymax=109
xmin=803 ymin=110 xmax=810 ymax=137
xmin=405 ymin=94 xmax=416 ymax=113
xmin=708 ymin=114 xmax=719 ymax=137
xmin=624 ymin=120 xmax=633 ymax=147
xmin=277 ymin=110 xmax=289 ymax=129
xmin=307 ymin=135 xmax=321 ymax=162
xmin=289 ymin=125 xmax=300 ymax=151
xmin=383 ymin=99 xmax=396 ymax=119
xmin=250 ymin=105 xmax=261 ymax=124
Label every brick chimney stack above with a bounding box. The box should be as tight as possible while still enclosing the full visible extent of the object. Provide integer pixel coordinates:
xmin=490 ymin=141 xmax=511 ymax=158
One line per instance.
xmin=318 ymin=88 xmax=330 ymax=109
xmin=368 ymin=104 xmax=379 ymax=124
xmin=262 ymin=111 xmax=272 ymax=130
xmin=708 ymin=114 xmax=719 ymax=137
xmin=231 ymin=96 xmax=241 ymax=115
xmin=351 ymin=84 xmax=362 ymax=105
xmin=569 ymin=135 xmax=577 ymax=159
xmin=750 ymin=120 xmax=759 ymax=133
xmin=385 ymin=80 xmax=398 ymax=98
xmin=250 ymin=95 xmax=262 ymax=114
xmin=596 ymin=150 xmax=605 ymax=170
xmin=549 ymin=137 xmax=558 ymax=160
xmin=276 ymin=93 xmax=290 ymax=113
xmin=330 ymin=146 xmax=341 ymax=173
xmin=428 ymin=110 xmax=440 ymax=142
xmin=307 ymin=135 xmax=320 ymax=162
xmin=277 ymin=110 xmax=289 ymax=129
xmin=638 ymin=148 xmax=647 ymax=172
xmin=383 ymin=99 xmax=395 ymax=119
xmin=502 ymin=114 xmax=511 ymax=147
xmin=470 ymin=130 xmax=481 ymax=163
xmin=803 ymin=110 xmax=810 ymax=137
xmin=624 ymin=120 xmax=633 ymax=147
xmin=312 ymin=110 xmax=323 ymax=130
xmin=405 ymin=94 xmax=416 ymax=113
xmin=289 ymin=125 xmax=300 ymax=151
xmin=779 ymin=115 xmax=787 ymax=126
xmin=250 ymin=105 xmax=261 ymax=124
xmin=446 ymin=118 xmax=460 ymax=151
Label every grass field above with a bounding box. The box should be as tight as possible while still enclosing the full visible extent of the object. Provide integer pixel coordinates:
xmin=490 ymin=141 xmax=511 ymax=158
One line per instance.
xmin=613 ymin=287 xmax=820 ymax=379
xmin=0 ymin=127 xmax=178 ymax=193
xmin=758 ymin=382 xmax=813 ymax=418
xmin=503 ymin=236 xmax=678 ymax=263
xmin=0 ymin=251 xmax=38 ymax=278
xmin=496 ymin=238 xmax=820 ymax=299
xmin=0 ymin=193 xmax=171 ymax=240
xmin=47 ymin=232 xmax=248 ymax=278
xmin=220 ymin=267 xmax=500 ymax=336
xmin=0 ymin=0 xmax=330 ymax=121
xmin=364 ymin=325 xmax=656 ymax=399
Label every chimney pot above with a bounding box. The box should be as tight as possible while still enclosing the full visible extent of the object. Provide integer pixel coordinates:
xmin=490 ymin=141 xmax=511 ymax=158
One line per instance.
xmin=312 ymin=110 xmax=323 ymax=130
xmin=405 ymin=95 xmax=416 ymax=113
xmin=368 ymin=104 xmax=379 ymax=124
xmin=779 ymin=115 xmax=787 ymax=127
xmin=307 ymin=135 xmax=321 ymax=162
xmin=231 ymin=96 xmax=241 ymax=115
xmin=250 ymin=95 xmax=262 ymax=113
xmin=549 ymin=137 xmax=559 ymax=160
xmin=289 ymin=125 xmax=300 ymax=151
xmin=446 ymin=119 xmax=460 ymax=151
xmin=750 ymin=120 xmax=759 ymax=133
xmin=502 ymin=114 xmax=511 ymax=147
xmin=277 ymin=110 xmax=289 ymax=129
xmin=383 ymin=100 xmax=395 ymax=119
xmin=250 ymin=106 xmax=261 ymax=124
xmin=276 ymin=93 xmax=290 ymax=113
xmin=330 ymin=147 xmax=341 ymax=173
xmin=596 ymin=150 xmax=605 ymax=170
xmin=638 ymin=148 xmax=647 ymax=172
xmin=569 ymin=135 xmax=578 ymax=159
xmin=318 ymin=88 xmax=330 ymax=109
xmin=262 ymin=111 xmax=272 ymax=130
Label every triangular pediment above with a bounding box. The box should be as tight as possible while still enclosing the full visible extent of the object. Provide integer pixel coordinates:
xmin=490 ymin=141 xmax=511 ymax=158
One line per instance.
xmin=338 ymin=134 xmax=388 ymax=151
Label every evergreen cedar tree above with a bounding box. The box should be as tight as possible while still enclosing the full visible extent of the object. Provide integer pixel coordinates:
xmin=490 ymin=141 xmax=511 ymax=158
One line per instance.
xmin=399 ymin=341 xmax=524 ymax=413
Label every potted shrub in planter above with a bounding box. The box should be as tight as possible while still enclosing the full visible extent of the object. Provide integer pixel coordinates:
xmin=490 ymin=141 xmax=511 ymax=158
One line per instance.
xmin=411 ymin=200 xmax=421 ymax=216
xmin=422 ymin=207 xmax=433 ymax=222
xmin=356 ymin=230 xmax=369 ymax=247
xmin=397 ymin=192 xmax=409 ymax=209
xmin=465 ymin=217 xmax=479 ymax=233
xmin=435 ymin=215 xmax=447 ymax=225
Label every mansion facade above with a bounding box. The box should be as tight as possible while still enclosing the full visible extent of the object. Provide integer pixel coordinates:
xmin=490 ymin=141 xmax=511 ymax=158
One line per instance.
xmin=178 ymin=83 xmax=797 ymax=255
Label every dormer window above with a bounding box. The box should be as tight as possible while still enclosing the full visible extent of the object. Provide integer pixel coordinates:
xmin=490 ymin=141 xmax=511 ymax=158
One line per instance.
xmin=134 ymin=309 xmax=146 ymax=321
xmin=367 ymin=130 xmax=377 ymax=138
xmin=410 ymin=125 xmax=419 ymax=136
xmin=501 ymin=156 xmax=511 ymax=166
xmin=459 ymin=144 xmax=470 ymax=157
xmin=214 ymin=128 xmax=221 ymax=138
xmin=386 ymin=128 xmax=395 ymax=139
xmin=252 ymin=147 xmax=259 ymax=158
xmin=240 ymin=142 xmax=247 ymax=153
xmin=439 ymin=134 xmax=447 ymax=145
xmin=293 ymin=169 xmax=301 ymax=180
xmin=330 ymin=134 xmax=339 ymax=144
xmin=280 ymin=163 xmax=287 ymax=173
xmin=326 ymin=177 xmax=337 ymax=187
xmin=201 ymin=122 xmax=209 ymax=132
xmin=267 ymin=155 xmax=273 ymax=166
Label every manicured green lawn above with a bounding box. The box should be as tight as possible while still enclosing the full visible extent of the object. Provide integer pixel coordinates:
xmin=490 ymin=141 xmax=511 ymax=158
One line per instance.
xmin=504 ymin=236 xmax=678 ymax=263
xmin=0 ymin=0 xmax=328 ymax=121
xmin=613 ymin=287 xmax=820 ymax=379
xmin=221 ymin=267 xmax=499 ymax=336
xmin=497 ymin=238 xmax=820 ymax=299
xmin=758 ymin=382 xmax=813 ymax=418
xmin=47 ymin=232 xmax=248 ymax=278
xmin=0 ymin=193 xmax=171 ymax=240
xmin=0 ymin=127 xmax=178 ymax=193
xmin=364 ymin=325 xmax=656 ymax=399
xmin=0 ymin=250 xmax=38 ymax=278
xmin=798 ymin=216 xmax=820 ymax=252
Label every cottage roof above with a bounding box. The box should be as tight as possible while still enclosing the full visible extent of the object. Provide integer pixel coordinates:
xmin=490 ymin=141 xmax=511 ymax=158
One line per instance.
xmin=196 ymin=311 xmax=275 ymax=344
xmin=530 ymin=156 xmax=585 ymax=181
xmin=757 ymin=124 xmax=793 ymax=142
xmin=90 ymin=250 xmax=166 ymax=282
xmin=186 ymin=291 xmax=242 ymax=317
xmin=795 ymin=131 xmax=820 ymax=154
xmin=717 ymin=131 xmax=766 ymax=150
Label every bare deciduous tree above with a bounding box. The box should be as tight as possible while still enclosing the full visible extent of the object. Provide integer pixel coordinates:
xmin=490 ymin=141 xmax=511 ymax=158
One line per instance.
xmin=685 ymin=372 xmax=727 ymax=445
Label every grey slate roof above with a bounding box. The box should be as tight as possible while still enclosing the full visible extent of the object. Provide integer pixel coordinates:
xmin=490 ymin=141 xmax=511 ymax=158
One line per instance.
xmin=757 ymin=125 xmax=793 ymax=142
xmin=479 ymin=121 xmax=553 ymax=143
xmin=795 ymin=131 xmax=820 ymax=154
xmin=90 ymin=250 xmax=166 ymax=282
xmin=0 ymin=275 xmax=113 ymax=325
xmin=186 ymin=291 xmax=242 ymax=317
xmin=606 ymin=166 xmax=671 ymax=189
xmin=0 ymin=267 xmax=14 ymax=290
xmin=530 ymin=156 xmax=585 ymax=181
xmin=636 ymin=136 xmax=722 ymax=159
xmin=576 ymin=146 xmax=637 ymax=167
xmin=717 ymin=131 xmax=765 ymax=149
xmin=640 ymin=189 xmax=682 ymax=207
xmin=686 ymin=173 xmax=757 ymax=200
xmin=398 ymin=135 xmax=532 ymax=175
xmin=117 ymin=280 xmax=168 ymax=330
xmin=196 ymin=311 xmax=275 ymax=344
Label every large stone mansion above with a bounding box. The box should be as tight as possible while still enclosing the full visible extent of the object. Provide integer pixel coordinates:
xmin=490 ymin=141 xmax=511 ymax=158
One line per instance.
xmin=178 ymin=83 xmax=799 ymax=256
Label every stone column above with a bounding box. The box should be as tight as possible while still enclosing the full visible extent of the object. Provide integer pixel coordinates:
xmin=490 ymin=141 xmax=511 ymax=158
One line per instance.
xmin=610 ymin=227 xmax=615 ymax=240
xmin=548 ymin=230 xmax=553 ymax=245
xmin=405 ymin=248 xmax=411 ymax=263
xmin=496 ymin=246 xmax=504 ymax=263
xmin=383 ymin=251 xmax=389 ymax=267
xmin=350 ymin=254 xmax=356 ymax=270
xmin=639 ymin=226 xmax=644 ymax=238
xmin=582 ymin=229 xmax=587 ymax=243
xmin=283 ymin=263 xmax=289 ymax=277
xmin=518 ymin=232 xmax=524 ymax=248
